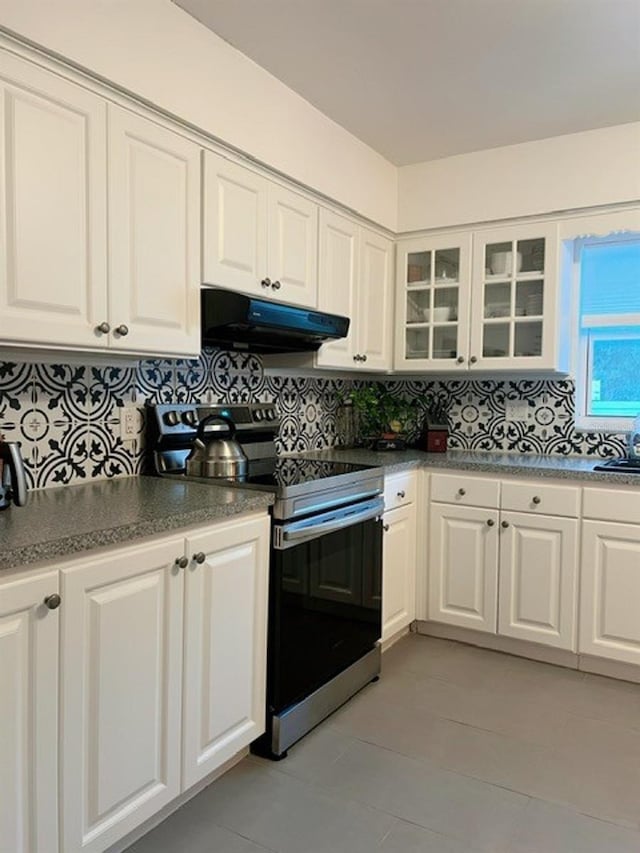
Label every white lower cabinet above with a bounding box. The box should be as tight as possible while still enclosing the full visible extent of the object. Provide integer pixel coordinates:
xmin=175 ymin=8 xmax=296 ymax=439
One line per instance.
xmin=182 ymin=517 xmax=269 ymax=789
xmin=60 ymin=537 xmax=185 ymax=853
xmin=0 ymin=570 xmax=60 ymax=853
xmin=428 ymin=502 xmax=499 ymax=633
xmin=53 ymin=512 xmax=269 ymax=853
xmin=498 ymin=512 xmax=578 ymax=651
xmin=382 ymin=503 xmax=416 ymax=641
xmin=580 ymin=520 xmax=640 ymax=666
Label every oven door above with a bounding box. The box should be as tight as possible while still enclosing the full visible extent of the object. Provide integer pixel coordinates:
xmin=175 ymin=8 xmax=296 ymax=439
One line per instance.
xmin=269 ymin=496 xmax=384 ymax=714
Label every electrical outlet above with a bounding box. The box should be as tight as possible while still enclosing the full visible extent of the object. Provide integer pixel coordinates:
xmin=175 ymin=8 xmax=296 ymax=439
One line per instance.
xmin=119 ymin=405 xmax=139 ymax=439
xmin=505 ymin=399 xmax=531 ymax=423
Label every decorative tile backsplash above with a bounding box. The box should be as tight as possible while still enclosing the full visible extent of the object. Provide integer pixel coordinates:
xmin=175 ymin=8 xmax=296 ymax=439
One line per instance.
xmin=0 ymin=350 xmax=627 ymax=491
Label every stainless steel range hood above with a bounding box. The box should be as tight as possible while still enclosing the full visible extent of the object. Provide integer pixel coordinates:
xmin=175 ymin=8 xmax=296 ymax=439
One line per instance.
xmin=200 ymin=287 xmax=350 ymax=353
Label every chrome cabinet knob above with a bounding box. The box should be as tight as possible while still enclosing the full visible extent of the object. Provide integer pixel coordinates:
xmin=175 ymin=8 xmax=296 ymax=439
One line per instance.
xmin=271 ymin=280 xmax=281 ymax=290
xmin=470 ymin=355 xmax=478 ymax=364
xmin=96 ymin=321 xmax=110 ymax=335
xmin=44 ymin=593 xmax=61 ymax=610
xmin=382 ymin=523 xmax=390 ymax=532
xmin=457 ymin=488 xmax=466 ymax=496
xmin=397 ymin=490 xmax=405 ymax=498
xmin=175 ymin=556 xmax=188 ymax=569
xmin=532 ymin=496 xmax=541 ymax=504
xmin=261 ymin=277 xmax=271 ymax=288
xmin=114 ymin=324 xmax=129 ymax=337
xmin=193 ymin=552 xmax=206 ymax=564
xmin=486 ymin=519 xmax=495 ymax=527
xmin=456 ymin=356 xmax=465 ymax=364
xmin=501 ymin=520 xmax=510 ymax=529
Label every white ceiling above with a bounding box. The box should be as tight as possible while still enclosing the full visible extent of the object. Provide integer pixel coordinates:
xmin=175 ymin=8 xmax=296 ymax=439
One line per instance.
xmin=173 ymin=0 xmax=640 ymax=166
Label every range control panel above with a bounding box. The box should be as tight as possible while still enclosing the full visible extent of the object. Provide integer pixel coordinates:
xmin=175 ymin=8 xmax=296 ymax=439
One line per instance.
xmin=149 ymin=403 xmax=280 ymax=437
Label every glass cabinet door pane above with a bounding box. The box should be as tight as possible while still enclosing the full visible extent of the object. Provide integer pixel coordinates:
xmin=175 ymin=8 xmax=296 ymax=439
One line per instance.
xmin=406 ymin=289 xmax=431 ymax=323
xmin=406 ymin=327 xmax=430 ymax=359
xmin=485 ymin=241 xmax=512 ymax=276
xmin=433 ymin=287 xmax=458 ymax=321
xmin=517 ymin=238 xmax=545 ymax=274
xmin=484 ymin=282 xmax=511 ymax=318
xmin=434 ymin=248 xmax=460 ymax=283
xmin=483 ymin=323 xmax=510 ymax=358
xmin=433 ymin=326 xmax=458 ymax=360
xmin=515 ymin=280 xmax=544 ymax=317
xmin=514 ymin=321 xmax=543 ymax=357
xmin=407 ymin=251 xmax=431 ymax=284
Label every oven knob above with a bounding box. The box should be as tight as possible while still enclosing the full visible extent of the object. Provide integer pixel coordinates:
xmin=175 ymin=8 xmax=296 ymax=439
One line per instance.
xmin=267 ymin=408 xmax=276 ymax=420
xmin=181 ymin=410 xmax=197 ymax=426
xmin=255 ymin=410 xmax=264 ymax=422
xmin=163 ymin=410 xmax=179 ymax=427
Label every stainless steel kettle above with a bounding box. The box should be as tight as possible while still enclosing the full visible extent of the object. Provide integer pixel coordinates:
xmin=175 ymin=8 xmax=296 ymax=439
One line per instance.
xmin=186 ymin=415 xmax=248 ymax=480
xmin=0 ymin=437 xmax=28 ymax=510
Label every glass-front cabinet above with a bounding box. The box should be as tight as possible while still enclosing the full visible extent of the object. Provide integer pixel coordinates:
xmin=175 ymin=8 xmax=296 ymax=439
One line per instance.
xmin=395 ymin=233 xmax=472 ymax=370
xmin=469 ymin=222 xmax=559 ymax=370
xmin=395 ymin=223 xmax=561 ymax=372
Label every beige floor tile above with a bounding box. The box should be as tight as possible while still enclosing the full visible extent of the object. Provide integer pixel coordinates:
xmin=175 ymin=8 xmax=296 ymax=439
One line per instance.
xmin=379 ymin=819 xmax=486 ymax=853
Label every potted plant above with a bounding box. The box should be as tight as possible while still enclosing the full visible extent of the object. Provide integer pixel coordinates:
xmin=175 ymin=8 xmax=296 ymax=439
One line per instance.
xmin=346 ymin=384 xmax=417 ymax=448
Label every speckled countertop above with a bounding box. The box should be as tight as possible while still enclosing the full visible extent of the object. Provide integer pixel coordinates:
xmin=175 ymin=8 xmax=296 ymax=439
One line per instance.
xmin=299 ymin=448 xmax=640 ymax=485
xmin=0 ymin=476 xmax=273 ymax=574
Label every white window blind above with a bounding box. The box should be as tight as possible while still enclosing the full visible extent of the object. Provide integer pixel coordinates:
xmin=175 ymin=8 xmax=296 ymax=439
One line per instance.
xmin=580 ymin=242 xmax=640 ymax=324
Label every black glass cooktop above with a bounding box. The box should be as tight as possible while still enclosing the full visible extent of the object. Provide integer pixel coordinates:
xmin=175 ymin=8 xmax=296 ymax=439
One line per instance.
xmin=592 ymin=457 xmax=640 ymax=474
xmin=242 ymin=457 xmax=376 ymax=489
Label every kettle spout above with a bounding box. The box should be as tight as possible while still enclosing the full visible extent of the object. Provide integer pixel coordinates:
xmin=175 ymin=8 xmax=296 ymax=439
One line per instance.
xmin=0 ymin=438 xmax=28 ymax=509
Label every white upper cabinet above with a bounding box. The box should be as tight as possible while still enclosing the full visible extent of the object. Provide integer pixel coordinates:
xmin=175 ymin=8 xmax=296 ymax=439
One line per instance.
xmin=316 ymin=209 xmax=359 ymax=367
xmin=470 ymin=222 xmax=560 ymax=371
xmin=317 ymin=209 xmax=393 ymax=371
xmin=203 ymin=150 xmax=318 ymax=308
xmin=0 ymin=570 xmax=59 ymax=853
xmin=0 ymin=52 xmax=107 ymax=348
xmin=108 ymin=106 xmax=201 ymax=355
xmin=395 ymin=232 xmax=472 ymax=371
xmin=267 ymin=183 xmax=318 ymax=307
xmin=202 ymin=151 xmax=268 ymax=296
xmin=395 ymin=222 xmax=564 ymax=373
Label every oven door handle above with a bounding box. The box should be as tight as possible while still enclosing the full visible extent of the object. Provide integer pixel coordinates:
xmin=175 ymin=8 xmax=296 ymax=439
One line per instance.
xmin=275 ymin=496 xmax=385 ymax=549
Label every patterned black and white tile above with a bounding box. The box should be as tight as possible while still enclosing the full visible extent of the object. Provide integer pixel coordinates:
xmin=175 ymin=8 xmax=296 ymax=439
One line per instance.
xmin=0 ymin=348 xmax=629 ymax=492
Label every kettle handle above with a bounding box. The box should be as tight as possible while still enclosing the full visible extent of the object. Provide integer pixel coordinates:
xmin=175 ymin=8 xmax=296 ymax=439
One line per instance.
xmin=197 ymin=414 xmax=236 ymax=442
xmin=4 ymin=442 xmax=28 ymax=507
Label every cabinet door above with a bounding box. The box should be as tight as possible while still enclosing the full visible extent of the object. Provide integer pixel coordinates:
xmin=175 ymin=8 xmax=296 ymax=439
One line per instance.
xmin=202 ymin=150 xmax=268 ymax=297
xmin=0 ymin=52 xmax=107 ymax=348
xmin=359 ymin=228 xmax=394 ymax=371
xmin=395 ymin=232 xmax=472 ymax=372
xmin=267 ymin=184 xmax=318 ymax=308
xmin=60 ymin=537 xmax=184 ymax=853
xmin=316 ymin=208 xmax=359 ymax=368
xmin=499 ymin=512 xmax=578 ymax=650
xmin=0 ymin=571 xmax=59 ymax=853
xmin=382 ymin=503 xmax=416 ymax=641
xmin=469 ymin=222 xmax=559 ymax=371
xmin=108 ymin=106 xmax=200 ymax=355
xmin=428 ymin=503 xmax=498 ymax=632
xmin=580 ymin=520 xmax=640 ymax=665
xmin=182 ymin=515 xmax=270 ymax=789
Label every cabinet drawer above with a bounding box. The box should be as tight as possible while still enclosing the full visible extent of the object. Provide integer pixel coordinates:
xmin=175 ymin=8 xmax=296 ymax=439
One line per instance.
xmin=583 ymin=487 xmax=640 ymax=524
xmin=384 ymin=471 xmax=417 ymax=510
xmin=501 ymin=480 xmax=580 ymax=518
xmin=430 ymin=473 xmax=499 ymax=508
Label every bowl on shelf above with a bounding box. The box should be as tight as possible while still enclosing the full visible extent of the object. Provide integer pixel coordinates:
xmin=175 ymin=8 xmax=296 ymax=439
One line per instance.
xmin=432 ymin=306 xmax=451 ymax=322
xmin=489 ymin=251 xmax=522 ymax=275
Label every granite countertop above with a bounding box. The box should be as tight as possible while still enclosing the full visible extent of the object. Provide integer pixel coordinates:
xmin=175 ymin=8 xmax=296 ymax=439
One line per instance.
xmin=0 ymin=476 xmax=273 ymax=574
xmin=299 ymin=448 xmax=640 ymax=486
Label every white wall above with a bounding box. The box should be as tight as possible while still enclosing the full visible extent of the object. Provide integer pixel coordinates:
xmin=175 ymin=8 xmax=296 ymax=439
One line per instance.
xmin=0 ymin=0 xmax=398 ymax=230
xmin=398 ymin=123 xmax=640 ymax=232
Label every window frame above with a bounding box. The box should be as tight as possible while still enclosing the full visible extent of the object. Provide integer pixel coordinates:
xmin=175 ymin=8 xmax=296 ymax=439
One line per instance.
xmin=572 ymin=231 xmax=640 ymax=433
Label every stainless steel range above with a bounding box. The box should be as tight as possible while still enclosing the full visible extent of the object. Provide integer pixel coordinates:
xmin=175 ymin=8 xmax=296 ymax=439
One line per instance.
xmin=147 ymin=403 xmax=385 ymax=759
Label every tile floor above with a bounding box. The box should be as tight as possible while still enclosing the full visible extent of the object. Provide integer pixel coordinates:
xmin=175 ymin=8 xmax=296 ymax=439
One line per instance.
xmin=126 ymin=634 xmax=640 ymax=852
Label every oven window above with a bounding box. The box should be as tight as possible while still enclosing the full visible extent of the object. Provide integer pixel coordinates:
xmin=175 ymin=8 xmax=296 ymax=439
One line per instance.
xmin=268 ymin=518 xmax=382 ymax=712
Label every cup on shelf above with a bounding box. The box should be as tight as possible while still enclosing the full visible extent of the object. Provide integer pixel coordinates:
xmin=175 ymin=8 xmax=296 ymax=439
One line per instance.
xmin=489 ymin=251 xmax=522 ymax=275
xmin=422 ymin=308 xmax=431 ymax=322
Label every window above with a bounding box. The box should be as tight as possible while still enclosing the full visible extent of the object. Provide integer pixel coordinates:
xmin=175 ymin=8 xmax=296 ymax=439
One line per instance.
xmin=574 ymin=237 xmax=640 ymax=431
